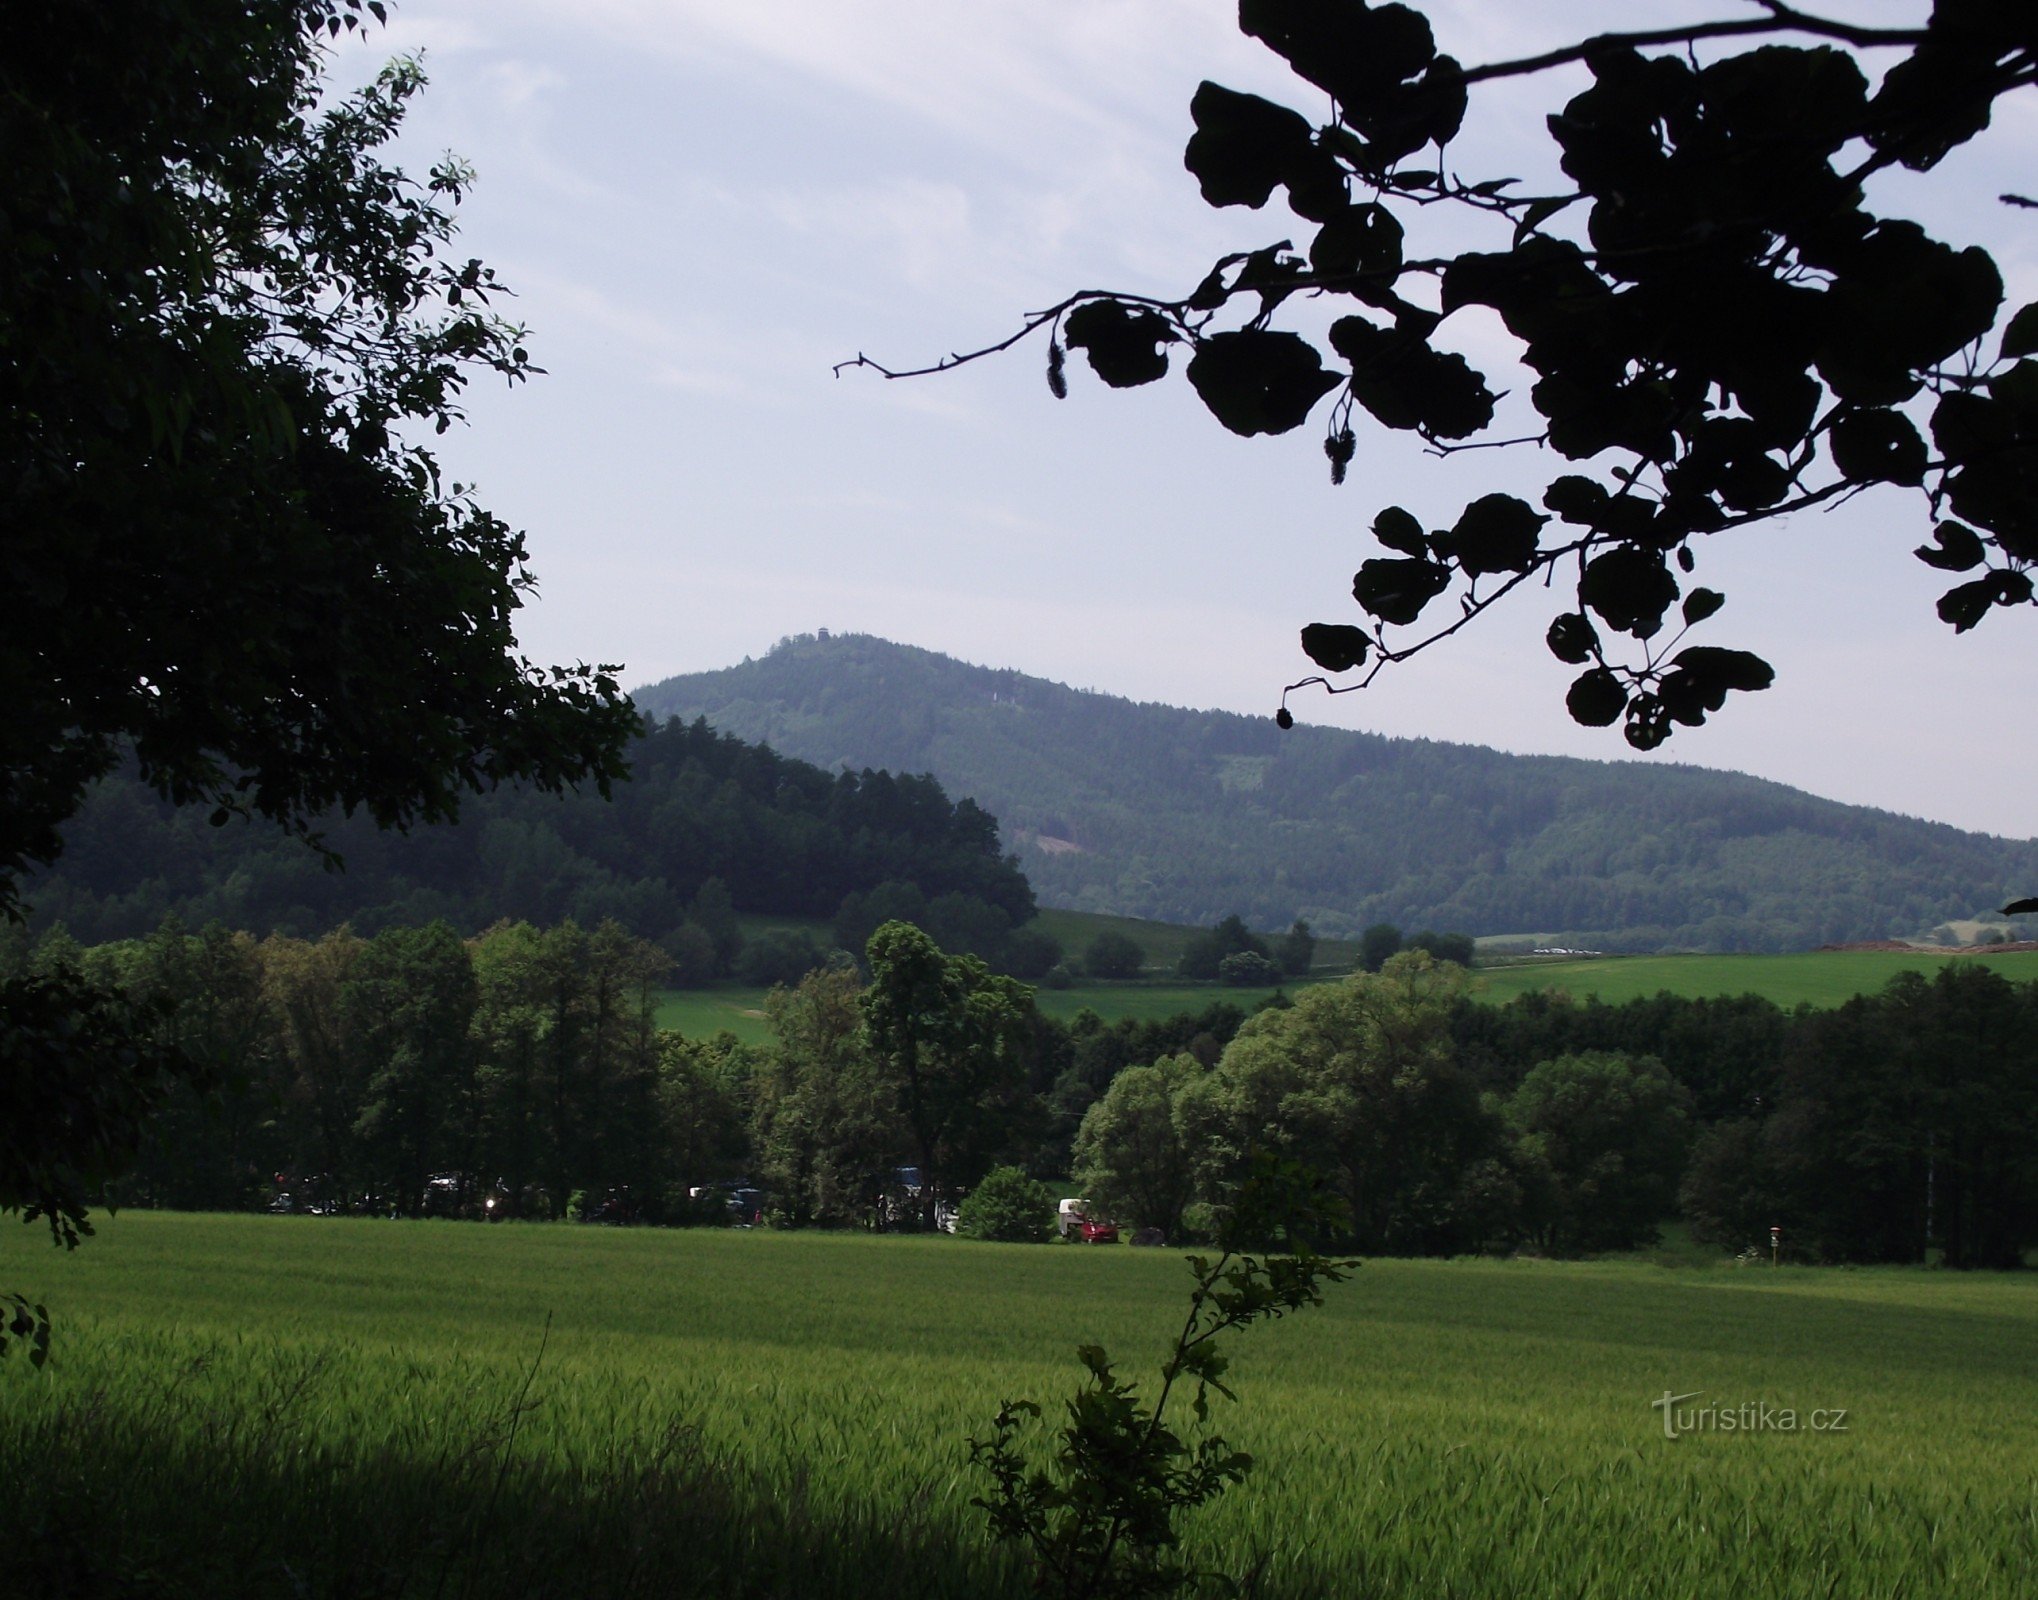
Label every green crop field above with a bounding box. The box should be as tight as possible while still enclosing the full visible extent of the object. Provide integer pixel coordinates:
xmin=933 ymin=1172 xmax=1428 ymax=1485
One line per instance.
xmin=1473 ymin=949 xmax=2038 ymax=1009
xmin=657 ymin=979 xmax=1318 ymax=1045
xmin=4 ymin=1215 xmax=2033 ymax=1598
xmin=659 ymin=949 xmax=2038 ymax=1046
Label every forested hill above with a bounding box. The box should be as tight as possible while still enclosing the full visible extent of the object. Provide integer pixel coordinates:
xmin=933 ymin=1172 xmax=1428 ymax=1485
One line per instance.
xmin=28 ymin=717 xmax=1034 ymax=947
xmin=633 ymin=634 xmax=2038 ymax=952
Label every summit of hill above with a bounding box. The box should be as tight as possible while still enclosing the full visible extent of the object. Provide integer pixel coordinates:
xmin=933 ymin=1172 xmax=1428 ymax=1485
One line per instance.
xmin=633 ymin=633 xmax=2038 ymax=952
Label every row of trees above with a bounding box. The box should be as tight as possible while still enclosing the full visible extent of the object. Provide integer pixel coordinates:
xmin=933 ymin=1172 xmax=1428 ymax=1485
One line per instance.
xmin=5 ymin=915 xmax=1046 ymax=1229
xmin=1071 ymin=955 xmax=2038 ymax=1266
xmin=27 ymin=718 xmax=1038 ymax=956
xmin=15 ymin=913 xmax=2035 ymax=1265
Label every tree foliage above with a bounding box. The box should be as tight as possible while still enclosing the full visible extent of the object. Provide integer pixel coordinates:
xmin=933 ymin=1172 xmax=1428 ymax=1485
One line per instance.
xmin=2 ymin=0 xmax=639 ymax=916
xmin=853 ymin=3 xmax=2038 ymax=748
xmin=955 ymin=1165 xmax=1057 ymax=1244
xmin=861 ymin=922 xmax=1037 ymax=1225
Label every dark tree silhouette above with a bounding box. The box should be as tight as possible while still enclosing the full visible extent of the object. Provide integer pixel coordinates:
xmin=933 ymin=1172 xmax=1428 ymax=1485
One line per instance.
xmin=2 ymin=0 xmax=637 ymax=1268
xmin=845 ymin=1 xmax=2037 ymax=751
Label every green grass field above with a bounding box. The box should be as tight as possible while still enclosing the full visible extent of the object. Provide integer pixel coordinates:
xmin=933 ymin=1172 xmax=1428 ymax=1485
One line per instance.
xmin=4 ymin=1215 xmax=2033 ymax=1598
xmin=661 ymin=949 xmax=2038 ymax=1045
xmin=657 ymin=979 xmax=1317 ymax=1044
xmin=1474 ymin=948 xmax=2038 ymax=1009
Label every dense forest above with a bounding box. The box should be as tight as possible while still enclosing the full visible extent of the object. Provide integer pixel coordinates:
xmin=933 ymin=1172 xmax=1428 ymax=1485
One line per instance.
xmin=17 ymin=917 xmax=2030 ymax=1268
xmin=634 ymin=634 xmax=2038 ymax=951
xmin=25 ymin=717 xmax=1036 ymax=960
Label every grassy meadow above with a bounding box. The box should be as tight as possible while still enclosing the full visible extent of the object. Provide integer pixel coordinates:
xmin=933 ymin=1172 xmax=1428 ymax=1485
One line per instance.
xmin=1472 ymin=948 xmax=2038 ymax=1008
xmin=660 ymin=939 xmax=2038 ymax=1045
xmin=4 ymin=1213 xmax=2034 ymax=1598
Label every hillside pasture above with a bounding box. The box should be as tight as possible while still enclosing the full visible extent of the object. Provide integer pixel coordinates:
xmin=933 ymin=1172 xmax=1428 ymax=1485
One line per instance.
xmin=2 ymin=1214 xmax=2031 ymax=1598
xmin=1474 ymin=948 xmax=2038 ymax=1008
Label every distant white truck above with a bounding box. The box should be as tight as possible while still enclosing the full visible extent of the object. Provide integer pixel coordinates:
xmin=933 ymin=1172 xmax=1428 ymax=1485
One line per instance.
xmin=1058 ymin=1197 xmax=1118 ymax=1243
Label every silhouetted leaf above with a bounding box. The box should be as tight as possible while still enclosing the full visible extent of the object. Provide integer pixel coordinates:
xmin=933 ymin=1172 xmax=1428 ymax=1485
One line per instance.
xmin=1438 ymin=493 xmax=1545 ymax=576
xmin=1566 ymin=668 xmax=1627 ymax=726
xmin=2002 ymin=301 xmax=2038 ymax=360
xmin=1578 ymin=547 xmax=1679 ymax=636
xmin=1681 ymin=588 xmax=1725 ymax=625
xmin=1185 ymin=82 xmax=1314 ymax=209
xmin=1936 ymin=575 xmax=1998 ymax=631
xmin=1352 ymin=556 xmax=1449 ymax=625
xmin=1300 ymin=623 xmax=1369 ymax=672
xmin=1063 ymin=301 xmax=1175 ymax=388
xmin=1546 ymin=611 xmax=1599 ymax=665
xmin=1830 ymin=407 xmax=1927 ymax=485
xmin=1330 ymin=316 xmax=1496 ymax=438
xmin=1371 ymin=506 xmax=1427 ymax=556
xmin=1309 ymin=204 xmax=1403 ymax=280
xmin=1186 ymin=330 xmax=1342 ymax=435
xmin=1915 ymin=521 xmax=1985 ymax=571
xmin=1669 ymin=646 xmax=1774 ymax=693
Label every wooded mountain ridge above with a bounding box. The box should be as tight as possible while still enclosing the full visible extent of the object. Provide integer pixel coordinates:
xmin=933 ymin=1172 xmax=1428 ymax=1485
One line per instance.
xmin=29 ymin=716 xmax=1034 ymax=950
xmin=633 ymin=634 xmax=2038 ymax=952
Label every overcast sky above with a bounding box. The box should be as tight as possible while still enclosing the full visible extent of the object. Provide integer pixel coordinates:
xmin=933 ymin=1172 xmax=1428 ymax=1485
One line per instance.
xmin=342 ymin=2 xmax=2038 ymax=840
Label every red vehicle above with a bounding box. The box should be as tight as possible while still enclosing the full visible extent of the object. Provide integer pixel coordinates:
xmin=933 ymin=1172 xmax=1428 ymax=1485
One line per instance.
xmin=1080 ymin=1216 xmax=1119 ymax=1244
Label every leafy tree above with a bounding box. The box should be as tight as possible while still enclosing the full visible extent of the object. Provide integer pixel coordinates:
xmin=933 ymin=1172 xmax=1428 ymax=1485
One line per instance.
xmin=856 ymin=3 xmax=2038 ymax=749
xmin=2 ymin=1 xmax=636 ymax=919
xmin=1176 ymin=914 xmax=1271 ymax=980
xmin=654 ymin=1032 xmax=751 ymax=1217
xmin=1405 ymin=929 xmax=1476 ymax=968
xmin=687 ymin=878 xmax=744 ymax=975
xmin=734 ymin=928 xmax=829 ymax=988
xmin=971 ymin=1156 xmax=1354 ymax=1599
xmin=1357 ymin=922 xmax=1402 ymax=973
xmin=755 ymin=965 xmax=895 ymax=1226
xmin=1196 ymin=952 xmax=1502 ymax=1252
xmin=3 ymin=0 xmax=638 ymax=1269
xmin=1002 ymin=925 xmax=1066 ymax=982
xmin=1505 ymin=1051 xmax=1692 ymax=1252
xmin=660 ymin=923 xmax=721 ymax=989
xmin=1275 ymin=919 xmax=1317 ymax=977
xmin=861 ymin=921 xmax=1036 ymax=1226
xmin=1072 ymin=1054 xmax=1202 ymax=1239
xmin=1216 ymin=950 xmax=1281 ymax=987
xmin=344 ymin=922 xmax=479 ymax=1215
xmin=261 ymin=927 xmax=368 ymax=1200
xmin=1083 ymin=931 xmax=1148 ymax=980
xmin=955 ymin=1165 xmax=1057 ymax=1243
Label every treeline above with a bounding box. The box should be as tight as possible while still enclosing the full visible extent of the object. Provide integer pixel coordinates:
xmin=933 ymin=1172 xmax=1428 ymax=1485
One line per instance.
xmin=635 ymin=633 xmax=2038 ymax=950
xmin=18 ymin=916 xmax=2035 ymax=1266
xmin=1 ymin=916 xmax=1265 ymax=1225
xmin=1073 ymin=958 xmax=2038 ymax=1267
xmin=25 ymin=716 xmax=1038 ymax=963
